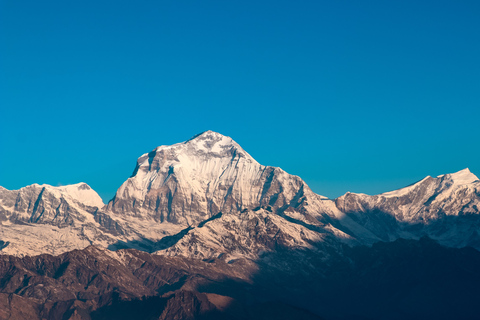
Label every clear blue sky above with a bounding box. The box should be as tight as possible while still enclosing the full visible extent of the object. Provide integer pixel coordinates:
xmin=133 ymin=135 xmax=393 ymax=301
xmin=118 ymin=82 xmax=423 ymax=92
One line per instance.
xmin=1 ymin=1 xmax=479 ymax=202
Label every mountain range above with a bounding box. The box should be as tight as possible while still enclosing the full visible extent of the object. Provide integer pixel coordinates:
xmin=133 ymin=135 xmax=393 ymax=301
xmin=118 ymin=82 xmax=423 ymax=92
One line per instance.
xmin=1 ymin=130 xmax=480 ymax=319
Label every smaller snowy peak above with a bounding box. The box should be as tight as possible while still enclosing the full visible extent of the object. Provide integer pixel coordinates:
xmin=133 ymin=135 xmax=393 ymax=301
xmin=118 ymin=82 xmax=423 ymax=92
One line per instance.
xmin=48 ymin=183 xmax=105 ymax=208
xmin=437 ymin=168 xmax=479 ymax=186
xmin=8 ymin=182 xmax=105 ymax=208
xmin=378 ymin=169 xmax=478 ymax=199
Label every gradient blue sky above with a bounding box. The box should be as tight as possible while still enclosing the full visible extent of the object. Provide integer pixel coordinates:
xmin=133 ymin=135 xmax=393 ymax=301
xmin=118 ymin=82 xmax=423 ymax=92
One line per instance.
xmin=1 ymin=1 xmax=479 ymax=202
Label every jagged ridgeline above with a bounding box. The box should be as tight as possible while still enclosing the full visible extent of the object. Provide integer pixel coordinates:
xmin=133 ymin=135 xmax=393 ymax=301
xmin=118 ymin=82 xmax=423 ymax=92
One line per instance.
xmin=1 ymin=131 xmax=480 ymax=319
xmin=1 ymin=130 xmax=479 ymax=258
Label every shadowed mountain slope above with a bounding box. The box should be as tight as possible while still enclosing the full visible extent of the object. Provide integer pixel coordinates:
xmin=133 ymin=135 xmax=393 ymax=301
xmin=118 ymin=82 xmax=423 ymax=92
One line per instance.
xmin=0 ymin=238 xmax=479 ymax=319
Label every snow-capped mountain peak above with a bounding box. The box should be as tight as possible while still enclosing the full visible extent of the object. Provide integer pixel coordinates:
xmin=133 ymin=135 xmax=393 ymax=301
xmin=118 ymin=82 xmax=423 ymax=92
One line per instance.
xmin=0 ymin=182 xmax=109 ymax=255
xmin=0 ymin=182 xmax=104 ymax=209
xmin=378 ymin=168 xmax=478 ymax=199
xmin=112 ymin=131 xmax=262 ymax=208
xmin=43 ymin=182 xmax=105 ymax=208
xmin=157 ymin=130 xmax=256 ymax=162
xmin=437 ymin=168 xmax=479 ymax=186
xmin=107 ymin=130 xmax=326 ymax=237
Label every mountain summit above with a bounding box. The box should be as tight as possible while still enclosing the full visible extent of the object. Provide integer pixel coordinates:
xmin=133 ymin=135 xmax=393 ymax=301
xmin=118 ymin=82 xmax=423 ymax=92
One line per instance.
xmin=107 ymin=131 xmax=326 ymax=227
xmin=438 ymin=167 xmax=479 ymax=185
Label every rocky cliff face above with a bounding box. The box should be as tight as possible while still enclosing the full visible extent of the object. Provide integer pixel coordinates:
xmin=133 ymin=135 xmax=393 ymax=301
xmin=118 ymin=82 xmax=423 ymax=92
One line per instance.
xmin=107 ymin=131 xmax=327 ymax=225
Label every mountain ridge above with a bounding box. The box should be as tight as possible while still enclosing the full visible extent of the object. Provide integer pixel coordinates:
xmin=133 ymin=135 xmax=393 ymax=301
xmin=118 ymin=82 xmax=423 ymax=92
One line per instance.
xmin=2 ymin=130 xmax=480 ymax=319
xmin=1 ymin=131 xmax=479 ymax=258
